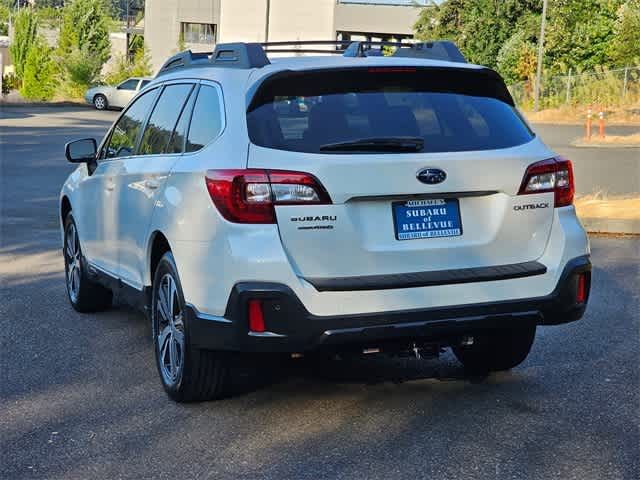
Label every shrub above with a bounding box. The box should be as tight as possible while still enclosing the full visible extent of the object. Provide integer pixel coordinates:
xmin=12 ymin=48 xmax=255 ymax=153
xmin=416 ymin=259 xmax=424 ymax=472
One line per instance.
xmin=20 ymin=37 xmax=57 ymax=101
xmin=104 ymin=45 xmax=152 ymax=86
xmin=9 ymin=8 xmax=38 ymax=81
xmin=2 ymin=72 xmax=20 ymax=95
xmin=60 ymin=46 xmax=104 ymax=98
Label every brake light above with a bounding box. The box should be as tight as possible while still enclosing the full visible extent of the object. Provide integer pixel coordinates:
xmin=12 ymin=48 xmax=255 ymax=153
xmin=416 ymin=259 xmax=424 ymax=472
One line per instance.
xmin=518 ymin=157 xmax=575 ymax=207
xmin=205 ymin=169 xmax=331 ymax=223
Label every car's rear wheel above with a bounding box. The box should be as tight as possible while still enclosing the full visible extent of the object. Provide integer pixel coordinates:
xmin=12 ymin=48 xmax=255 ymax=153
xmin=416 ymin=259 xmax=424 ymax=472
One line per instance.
xmin=152 ymin=252 xmax=230 ymax=402
xmin=452 ymin=324 xmax=536 ymax=372
xmin=93 ymin=94 xmax=108 ymax=110
xmin=63 ymin=214 xmax=113 ymax=312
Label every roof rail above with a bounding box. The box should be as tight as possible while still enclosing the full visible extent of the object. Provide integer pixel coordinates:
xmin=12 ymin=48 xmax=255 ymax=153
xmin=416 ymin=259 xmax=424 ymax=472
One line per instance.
xmin=344 ymin=41 xmax=466 ymax=63
xmin=262 ymin=40 xmax=346 ymax=55
xmin=155 ymin=40 xmax=466 ymax=77
xmin=156 ymin=43 xmax=270 ymax=77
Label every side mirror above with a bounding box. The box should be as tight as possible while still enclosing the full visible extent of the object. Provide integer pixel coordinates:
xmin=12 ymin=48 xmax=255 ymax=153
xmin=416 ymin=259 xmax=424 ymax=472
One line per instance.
xmin=65 ymin=138 xmax=97 ymax=163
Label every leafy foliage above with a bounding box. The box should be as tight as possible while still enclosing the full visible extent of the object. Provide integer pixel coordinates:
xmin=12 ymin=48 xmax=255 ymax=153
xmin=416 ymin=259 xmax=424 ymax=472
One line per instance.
xmin=2 ymin=72 xmax=19 ymax=95
xmin=20 ymin=36 xmax=57 ymax=101
xmin=8 ymin=8 xmax=38 ymax=81
xmin=414 ymin=0 xmax=542 ymax=70
xmin=57 ymin=0 xmax=112 ymax=96
xmin=104 ymin=44 xmax=152 ymax=85
xmin=607 ymin=0 xmax=640 ymax=66
xmin=414 ymin=0 xmax=637 ymax=79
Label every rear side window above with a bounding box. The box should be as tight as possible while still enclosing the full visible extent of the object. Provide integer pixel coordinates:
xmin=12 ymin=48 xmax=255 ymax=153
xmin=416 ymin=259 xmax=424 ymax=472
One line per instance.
xmin=118 ymin=79 xmax=139 ymax=90
xmin=186 ymin=85 xmax=223 ymax=153
xmin=105 ymin=89 xmax=157 ymax=159
xmin=139 ymin=83 xmax=194 ymax=155
xmin=247 ymin=68 xmax=534 ymax=154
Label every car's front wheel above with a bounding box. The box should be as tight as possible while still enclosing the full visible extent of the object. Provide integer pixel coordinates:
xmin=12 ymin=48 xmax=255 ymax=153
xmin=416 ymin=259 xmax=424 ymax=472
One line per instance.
xmin=93 ymin=94 xmax=108 ymax=110
xmin=152 ymin=252 xmax=231 ymax=402
xmin=63 ymin=214 xmax=113 ymax=312
xmin=452 ymin=324 xmax=536 ymax=372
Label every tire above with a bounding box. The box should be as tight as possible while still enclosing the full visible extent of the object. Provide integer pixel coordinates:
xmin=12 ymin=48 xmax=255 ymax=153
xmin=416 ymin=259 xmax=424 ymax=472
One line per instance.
xmin=452 ymin=324 xmax=536 ymax=373
xmin=93 ymin=94 xmax=108 ymax=110
xmin=63 ymin=214 xmax=113 ymax=312
xmin=151 ymin=251 xmax=230 ymax=402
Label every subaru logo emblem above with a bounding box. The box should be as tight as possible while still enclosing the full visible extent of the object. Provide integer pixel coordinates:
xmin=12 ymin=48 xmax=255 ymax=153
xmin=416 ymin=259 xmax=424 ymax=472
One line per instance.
xmin=417 ymin=168 xmax=446 ymax=185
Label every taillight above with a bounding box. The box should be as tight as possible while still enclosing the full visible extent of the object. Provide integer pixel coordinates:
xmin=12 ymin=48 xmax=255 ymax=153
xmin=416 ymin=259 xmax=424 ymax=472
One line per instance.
xmin=205 ymin=169 xmax=331 ymax=223
xmin=518 ymin=157 xmax=574 ymax=207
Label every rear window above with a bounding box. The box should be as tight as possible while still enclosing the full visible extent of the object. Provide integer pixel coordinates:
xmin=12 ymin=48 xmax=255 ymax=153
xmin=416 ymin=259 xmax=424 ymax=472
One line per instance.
xmin=247 ymin=68 xmax=534 ymax=154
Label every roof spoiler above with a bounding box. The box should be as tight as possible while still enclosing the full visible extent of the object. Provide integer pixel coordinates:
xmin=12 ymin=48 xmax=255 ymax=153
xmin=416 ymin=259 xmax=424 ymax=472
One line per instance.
xmin=156 ymin=40 xmax=466 ymax=77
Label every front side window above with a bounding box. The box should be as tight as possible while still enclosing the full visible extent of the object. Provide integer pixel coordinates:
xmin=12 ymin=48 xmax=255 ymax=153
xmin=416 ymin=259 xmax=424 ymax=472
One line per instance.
xmin=105 ymin=90 xmax=157 ymax=159
xmin=247 ymin=68 xmax=534 ymax=154
xmin=118 ymin=79 xmax=139 ymax=91
xmin=186 ymin=85 xmax=223 ymax=153
xmin=139 ymin=84 xmax=194 ymax=156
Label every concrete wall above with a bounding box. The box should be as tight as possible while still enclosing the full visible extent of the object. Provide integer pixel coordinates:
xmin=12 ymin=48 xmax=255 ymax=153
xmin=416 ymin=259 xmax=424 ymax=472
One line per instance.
xmin=267 ymin=0 xmax=335 ymax=43
xmin=146 ymin=0 xmax=425 ymax=71
xmin=146 ymin=0 xmax=181 ymax=72
xmin=218 ymin=0 xmax=267 ymax=43
xmin=334 ymin=3 xmax=421 ymax=36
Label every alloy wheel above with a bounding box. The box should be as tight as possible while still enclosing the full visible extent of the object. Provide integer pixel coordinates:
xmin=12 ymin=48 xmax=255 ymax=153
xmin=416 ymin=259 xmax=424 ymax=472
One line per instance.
xmin=94 ymin=96 xmax=106 ymax=110
xmin=156 ymin=273 xmax=185 ymax=385
xmin=65 ymin=223 xmax=81 ymax=303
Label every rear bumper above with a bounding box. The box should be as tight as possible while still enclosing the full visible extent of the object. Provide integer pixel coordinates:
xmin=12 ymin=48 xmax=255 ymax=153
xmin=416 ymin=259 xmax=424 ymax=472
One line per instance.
xmin=187 ymin=255 xmax=591 ymax=353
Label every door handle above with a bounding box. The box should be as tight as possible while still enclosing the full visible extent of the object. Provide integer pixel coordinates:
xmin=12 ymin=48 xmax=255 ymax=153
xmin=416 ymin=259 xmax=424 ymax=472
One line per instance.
xmin=105 ymin=178 xmax=115 ymax=191
xmin=144 ymin=178 xmax=160 ymax=190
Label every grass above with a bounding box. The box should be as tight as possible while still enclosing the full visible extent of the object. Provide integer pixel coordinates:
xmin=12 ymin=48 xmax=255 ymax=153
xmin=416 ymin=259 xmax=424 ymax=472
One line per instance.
xmin=574 ymin=193 xmax=640 ymax=221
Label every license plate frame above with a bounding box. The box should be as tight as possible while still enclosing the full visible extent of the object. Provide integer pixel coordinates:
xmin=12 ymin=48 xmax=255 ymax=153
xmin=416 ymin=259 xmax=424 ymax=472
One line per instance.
xmin=392 ymin=198 xmax=463 ymax=241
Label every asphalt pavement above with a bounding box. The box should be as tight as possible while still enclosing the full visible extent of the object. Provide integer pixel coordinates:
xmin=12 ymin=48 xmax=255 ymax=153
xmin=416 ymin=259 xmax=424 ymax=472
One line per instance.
xmin=1 ymin=106 xmax=639 ymax=479
xmin=531 ymin=123 xmax=639 ymax=196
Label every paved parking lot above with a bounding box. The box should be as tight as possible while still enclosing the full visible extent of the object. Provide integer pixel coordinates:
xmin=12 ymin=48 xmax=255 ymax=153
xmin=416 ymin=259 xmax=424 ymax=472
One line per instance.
xmin=1 ymin=106 xmax=639 ymax=479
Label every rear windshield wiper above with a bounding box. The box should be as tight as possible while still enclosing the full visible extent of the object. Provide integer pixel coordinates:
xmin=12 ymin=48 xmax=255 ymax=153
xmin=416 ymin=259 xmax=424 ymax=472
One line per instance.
xmin=319 ymin=137 xmax=424 ymax=153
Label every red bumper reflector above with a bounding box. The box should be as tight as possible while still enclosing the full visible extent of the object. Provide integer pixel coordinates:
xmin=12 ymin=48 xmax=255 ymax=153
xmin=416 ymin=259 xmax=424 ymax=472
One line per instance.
xmin=248 ymin=299 xmax=266 ymax=333
xmin=576 ymin=274 xmax=587 ymax=304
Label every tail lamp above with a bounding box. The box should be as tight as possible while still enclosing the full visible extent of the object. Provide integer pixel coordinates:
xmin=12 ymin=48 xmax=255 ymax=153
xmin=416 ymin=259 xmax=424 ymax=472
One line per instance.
xmin=205 ymin=169 xmax=331 ymax=224
xmin=518 ymin=157 xmax=575 ymax=207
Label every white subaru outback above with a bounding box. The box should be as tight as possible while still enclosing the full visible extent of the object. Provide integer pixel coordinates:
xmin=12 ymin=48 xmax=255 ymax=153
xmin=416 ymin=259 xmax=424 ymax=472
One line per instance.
xmin=60 ymin=41 xmax=591 ymax=402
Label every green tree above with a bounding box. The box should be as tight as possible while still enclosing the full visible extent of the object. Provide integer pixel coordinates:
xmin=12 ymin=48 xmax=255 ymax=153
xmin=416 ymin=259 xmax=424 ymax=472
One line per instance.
xmin=9 ymin=8 xmax=38 ymax=81
xmin=497 ymin=31 xmax=535 ymax=84
xmin=57 ymin=0 xmax=112 ymax=84
xmin=544 ymin=0 xmax=622 ymax=74
xmin=20 ymin=36 xmax=57 ymax=101
xmin=607 ymin=0 xmax=640 ymax=66
xmin=414 ymin=0 xmax=542 ymax=69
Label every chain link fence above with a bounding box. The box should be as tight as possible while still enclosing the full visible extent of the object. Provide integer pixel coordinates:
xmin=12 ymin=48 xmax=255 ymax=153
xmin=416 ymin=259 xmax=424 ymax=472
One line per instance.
xmin=508 ymin=66 xmax=640 ymax=110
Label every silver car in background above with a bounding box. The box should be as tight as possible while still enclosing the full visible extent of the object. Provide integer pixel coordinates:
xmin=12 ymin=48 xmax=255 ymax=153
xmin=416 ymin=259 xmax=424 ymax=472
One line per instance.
xmin=84 ymin=77 xmax=152 ymax=110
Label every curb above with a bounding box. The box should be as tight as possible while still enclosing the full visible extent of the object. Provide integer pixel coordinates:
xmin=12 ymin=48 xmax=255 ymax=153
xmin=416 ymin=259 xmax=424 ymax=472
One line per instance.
xmin=581 ymin=217 xmax=640 ymax=235
xmin=0 ymin=101 xmax=91 ymax=109
xmin=570 ymin=140 xmax=640 ymax=149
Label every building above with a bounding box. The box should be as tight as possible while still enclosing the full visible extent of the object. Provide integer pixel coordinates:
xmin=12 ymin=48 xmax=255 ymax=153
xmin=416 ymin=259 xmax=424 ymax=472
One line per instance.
xmin=144 ymin=0 xmax=429 ymax=72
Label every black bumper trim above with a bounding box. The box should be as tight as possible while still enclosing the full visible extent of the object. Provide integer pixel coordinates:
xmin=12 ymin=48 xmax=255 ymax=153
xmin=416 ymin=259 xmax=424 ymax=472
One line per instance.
xmin=305 ymin=261 xmax=547 ymax=291
xmin=187 ymin=255 xmax=591 ymax=353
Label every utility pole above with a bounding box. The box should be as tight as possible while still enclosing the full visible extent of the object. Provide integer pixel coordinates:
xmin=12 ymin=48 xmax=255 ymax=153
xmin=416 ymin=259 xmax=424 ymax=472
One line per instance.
xmin=264 ymin=0 xmax=271 ymax=43
xmin=534 ymin=0 xmax=548 ymax=112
